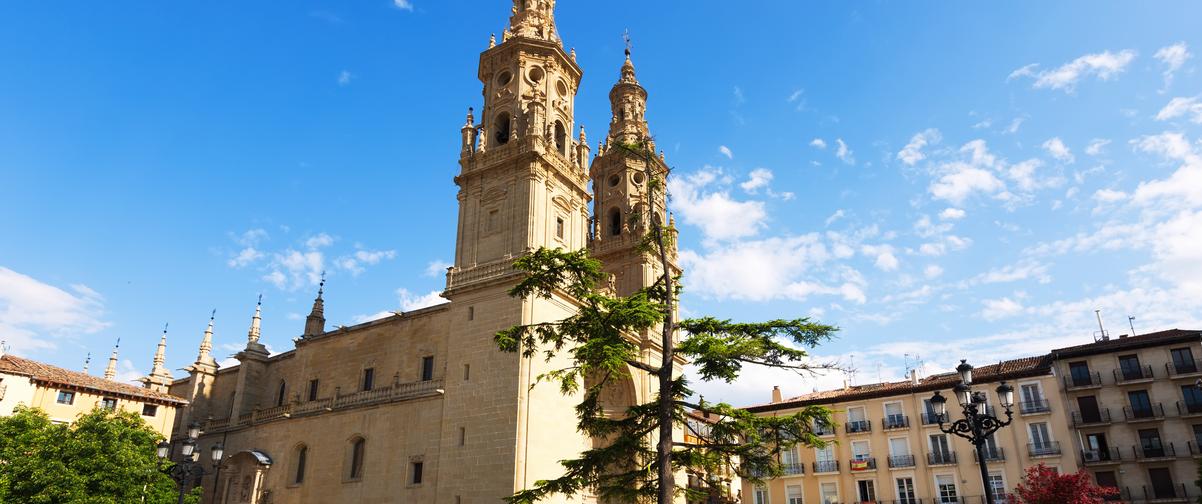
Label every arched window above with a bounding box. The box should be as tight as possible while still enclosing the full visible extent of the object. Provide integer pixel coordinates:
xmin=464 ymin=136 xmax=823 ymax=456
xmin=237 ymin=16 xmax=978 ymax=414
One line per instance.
xmin=276 ymin=380 xmax=286 ymax=407
xmin=493 ymin=112 xmax=511 ymax=146
xmin=294 ymin=445 xmax=308 ymax=484
xmin=608 ymin=208 xmax=622 ymax=237
xmin=347 ymin=437 xmax=366 ymax=480
xmin=554 ymin=121 xmax=567 ymax=155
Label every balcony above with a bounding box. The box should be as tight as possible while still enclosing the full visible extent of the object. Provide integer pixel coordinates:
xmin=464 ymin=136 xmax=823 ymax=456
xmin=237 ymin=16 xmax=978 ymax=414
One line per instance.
xmin=1138 ymin=483 xmax=1190 ymax=503
xmin=846 ymin=419 xmax=872 ymax=434
xmin=1177 ymin=400 xmax=1202 ymax=418
xmin=1133 ymin=442 xmax=1178 ymax=461
xmin=1081 ymin=447 xmax=1122 ymax=466
xmin=1028 ymin=441 xmax=1062 ymax=458
xmin=974 ymin=447 xmax=1005 ymax=462
xmin=888 ymin=454 xmax=916 ymax=468
xmin=1019 ymin=399 xmax=1051 ymax=415
xmin=1064 ymin=371 xmax=1103 ymax=390
xmin=812 ymin=460 xmax=839 ymax=474
xmin=1123 ymin=403 xmax=1166 ymax=422
xmin=1071 ymin=408 xmax=1113 ymax=427
xmin=883 ymin=414 xmax=910 ymax=430
xmin=921 ymin=412 xmax=943 ymax=425
xmin=849 ymin=457 xmax=877 ymax=472
xmin=1167 ymin=359 xmax=1202 ymax=378
xmin=815 ymin=423 xmax=836 ymax=436
xmin=928 ymin=451 xmax=958 ymax=466
xmin=1114 ymin=365 xmax=1155 ymax=384
xmin=780 ymin=462 xmax=805 ymax=476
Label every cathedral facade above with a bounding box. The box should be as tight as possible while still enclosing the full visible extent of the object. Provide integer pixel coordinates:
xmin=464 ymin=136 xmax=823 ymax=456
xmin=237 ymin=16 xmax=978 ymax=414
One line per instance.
xmin=168 ymin=2 xmax=682 ymax=503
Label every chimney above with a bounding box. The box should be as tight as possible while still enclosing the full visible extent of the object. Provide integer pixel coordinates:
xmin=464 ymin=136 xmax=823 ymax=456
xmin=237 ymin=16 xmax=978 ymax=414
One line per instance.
xmin=1119 ymin=334 xmax=1128 ymax=339
xmin=842 ymin=378 xmax=850 ymax=391
xmin=910 ymin=369 xmax=919 ymax=385
xmin=771 ymin=386 xmax=782 ymax=404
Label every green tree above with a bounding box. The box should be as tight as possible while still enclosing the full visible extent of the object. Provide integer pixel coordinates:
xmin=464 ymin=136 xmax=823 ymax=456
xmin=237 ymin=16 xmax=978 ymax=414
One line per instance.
xmin=495 ymin=142 xmax=838 ymax=503
xmin=0 ymin=405 xmax=201 ymax=504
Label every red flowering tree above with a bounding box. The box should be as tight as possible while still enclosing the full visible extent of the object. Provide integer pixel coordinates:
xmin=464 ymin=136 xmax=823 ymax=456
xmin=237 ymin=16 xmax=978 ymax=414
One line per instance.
xmin=1009 ymin=464 xmax=1119 ymax=504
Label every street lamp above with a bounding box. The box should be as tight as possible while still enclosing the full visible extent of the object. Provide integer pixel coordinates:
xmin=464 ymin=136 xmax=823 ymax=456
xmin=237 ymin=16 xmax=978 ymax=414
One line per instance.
xmin=157 ymin=421 xmax=223 ymax=504
xmin=931 ymin=360 xmax=1013 ymax=504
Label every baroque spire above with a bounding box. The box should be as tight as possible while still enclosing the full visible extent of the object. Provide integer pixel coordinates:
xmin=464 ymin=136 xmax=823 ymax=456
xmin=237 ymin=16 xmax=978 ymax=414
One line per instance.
xmin=142 ymin=324 xmax=174 ymax=391
xmin=607 ymin=38 xmax=650 ymax=145
xmin=303 ymin=273 xmax=326 ymax=338
xmin=247 ymin=294 xmax=262 ymax=345
xmin=192 ymin=310 xmax=218 ymax=372
xmin=103 ymin=338 xmax=119 ymax=380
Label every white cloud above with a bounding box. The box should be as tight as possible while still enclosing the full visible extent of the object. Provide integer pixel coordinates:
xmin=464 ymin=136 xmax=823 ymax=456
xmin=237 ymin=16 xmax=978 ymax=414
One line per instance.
xmin=980 ymin=297 xmax=1025 ymax=321
xmin=929 ymin=164 xmax=1005 ymax=205
xmin=1155 ymin=96 xmax=1202 ymax=124
xmin=337 ymin=70 xmax=353 ymax=86
xmin=809 ymin=138 xmax=827 ymax=150
xmin=228 ymin=247 xmax=264 ymax=268
xmin=824 ymin=209 xmax=845 ymax=227
xmin=835 ymin=138 xmax=855 ymax=165
xmin=1154 ymin=42 xmax=1191 ymax=91
xmin=913 ymin=215 xmax=952 ymax=238
xmin=1041 ymin=137 xmax=1075 ymax=164
xmin=1085 ymin=138 xmax=1111 ymax=156
xmin=679 ymin=235 xmax=867 ymax=304
xmin=1130 ymin=131 xmax=1195 ymax=161
xmin=1009 ymin=49 xmax=1137 ymax=92
xmin=861 ymin=244 xmax=900 ymax=271
xmin=787 ymin=89 xmax=806 ymax=111
xmin=0 ymin=267 xmax=108 ymax=354
xmin=897 ymin=128 xmax=941 ymax=166
xmin=335 ymin=248 xmax=397 ymax=276
xmin=740 ymin=168 xmax=773 ymax=193
xmin=1092 ymin=188 xmax=1128 ymax=203
xmin=938 ymin=208 xmax=966 ymax=220
xmin=393 ymin=0 xmax=414 ymax=11
xmin=398 ymin=288 xmax=446 ymax=311
xmin=305 ymin=233 xmax=335 ymax=249
xmin=974 ymin=260 xmax=1052 ymax=285
xmin=1003 ymin=117 xmax=1025 ymax=135
xmin=424 ymin=260 xmax=452 ymax=277
xmin=668 ymin=168 xmax=767 ymax=242
xmin=923 ymin=265 xmax=944 ymax=279
xmin=718 ymin=145 xmax=733 ymax=159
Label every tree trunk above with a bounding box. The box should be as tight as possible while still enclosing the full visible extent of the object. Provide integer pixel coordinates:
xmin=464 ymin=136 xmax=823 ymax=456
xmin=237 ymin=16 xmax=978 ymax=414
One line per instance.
xmin=648 ymin=155 xmax=676 ymax=504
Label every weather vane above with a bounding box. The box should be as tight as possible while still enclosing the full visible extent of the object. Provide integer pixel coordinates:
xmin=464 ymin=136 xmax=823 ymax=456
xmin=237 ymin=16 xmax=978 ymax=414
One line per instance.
xmin=623 ymin=29 xmax=632 ymax=56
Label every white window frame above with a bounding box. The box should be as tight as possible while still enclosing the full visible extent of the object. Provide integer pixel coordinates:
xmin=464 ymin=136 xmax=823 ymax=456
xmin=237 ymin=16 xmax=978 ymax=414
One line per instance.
xmin=889 ymin=436 xmax=910 ymax=456
xmin=987 ymin=471 xmax=1007 ymax=504
xmin=819 ymin=482 xmax=838 ymax=504
xmin=1018 ymin=381 xmax=1044 ymax=402
xmin=786 ymin=484 xmax=803 ymax=504
xmin=896 ymin=477 xmax=917 ymax=504
xmin=851 ymin=440 xmax=871 ymax=461
xmin=1028 ymin=421 xmax=1053 ymax=445
xmin=856 ymin=479 xmax=877 ymax=502
xmin=847 ymin=405 xmax=867 ymax=422
xmin=935 ymin=474 xmax=959 ymax=504
xmin=754 ymin=485 xmax=769 ymax=504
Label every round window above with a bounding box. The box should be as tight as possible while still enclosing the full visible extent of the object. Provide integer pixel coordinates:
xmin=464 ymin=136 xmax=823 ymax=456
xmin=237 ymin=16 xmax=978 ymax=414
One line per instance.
xmin=556 ymin=80 xmax=568 ymax=96
xmin=496 ymin=71 xmax=512 ymax=86
xmin=608 ymin=175 xmax=620 ymax=187
xmin=528 ymin=67 xmax=545 ymax=83
xmin=632 ymin=172 xmax=645 ymax=184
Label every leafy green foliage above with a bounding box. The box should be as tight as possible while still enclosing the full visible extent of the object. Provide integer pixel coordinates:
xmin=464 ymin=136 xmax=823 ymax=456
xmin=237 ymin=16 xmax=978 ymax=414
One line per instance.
xmin=0 ymin=406 xmax=202 ymax=504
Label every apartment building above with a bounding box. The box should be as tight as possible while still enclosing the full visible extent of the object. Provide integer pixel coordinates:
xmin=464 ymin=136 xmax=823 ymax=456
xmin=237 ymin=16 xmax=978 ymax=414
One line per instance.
xmin=1052 ymin=328 xmax=1202 ymax=503
xmin=743 ymin=356 xmax=1076 ymax=504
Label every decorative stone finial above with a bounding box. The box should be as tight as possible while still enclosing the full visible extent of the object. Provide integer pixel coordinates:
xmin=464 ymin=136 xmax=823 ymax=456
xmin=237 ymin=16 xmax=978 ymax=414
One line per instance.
xmin=489 ymin=33 xmax=496 ymax=48
xmin=103 ymin=338 xmax=120 ymax=380
xmin=142 ymin=324 xmax=174 ymax=391
xmin=247 ymin=294 xmax=262 ymax=345
xmin=304 ymin=273 xmax=327 ymax=338
xmin=195 ymin=310 xmax=217 ymax=368
xmin=507 ymin=0 xmax=558 ymax=42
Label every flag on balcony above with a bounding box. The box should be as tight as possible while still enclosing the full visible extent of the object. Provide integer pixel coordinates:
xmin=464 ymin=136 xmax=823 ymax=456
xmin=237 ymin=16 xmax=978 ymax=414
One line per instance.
xmin=850 ymin=459 xmax=869 ymax=471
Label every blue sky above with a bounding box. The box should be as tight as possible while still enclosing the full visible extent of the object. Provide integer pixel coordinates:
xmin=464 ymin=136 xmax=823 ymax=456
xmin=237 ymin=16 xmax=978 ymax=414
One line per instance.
xmin=2 ymin=1 xmax=1201 ymax=406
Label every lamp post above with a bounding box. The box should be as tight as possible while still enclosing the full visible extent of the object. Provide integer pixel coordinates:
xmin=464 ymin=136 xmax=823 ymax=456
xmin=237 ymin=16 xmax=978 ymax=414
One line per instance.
xmin=157 ymin=422 xmax=223 ymax=504
xmin=930 ymin=360 xmax=1014 ymax=504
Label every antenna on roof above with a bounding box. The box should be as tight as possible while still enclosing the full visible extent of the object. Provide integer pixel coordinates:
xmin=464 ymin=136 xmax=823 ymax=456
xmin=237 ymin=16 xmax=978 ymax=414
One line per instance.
xmin=1094 ymin=309 xmax=1109 ymax=342
xmin=83 ymin=352 xmax=91 ymax=373
xmin=1128 ymin=316 xmax=1137 ymax=337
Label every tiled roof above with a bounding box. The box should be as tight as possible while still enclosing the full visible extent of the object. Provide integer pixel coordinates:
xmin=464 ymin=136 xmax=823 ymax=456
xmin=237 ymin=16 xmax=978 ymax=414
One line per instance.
xmin=744 ymin=354 xmax=1052 ymax=413
xmin=0 ymin=354 xmax=187 ymax=405
xmin=1052 ymin=328 xmax=1201 ymax=358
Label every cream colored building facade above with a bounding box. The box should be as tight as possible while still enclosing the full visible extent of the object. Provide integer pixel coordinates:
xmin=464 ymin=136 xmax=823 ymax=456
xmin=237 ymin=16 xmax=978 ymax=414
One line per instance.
xmin=1052 ymin=328 xmax=1202 ymax=502
xmin=0 ymin=345 xmax=185 ymax=437
xmin=743 ymin=356 xmax=1078 ymax=504
xmin=167 ymin=2 xmax=684 ymax=503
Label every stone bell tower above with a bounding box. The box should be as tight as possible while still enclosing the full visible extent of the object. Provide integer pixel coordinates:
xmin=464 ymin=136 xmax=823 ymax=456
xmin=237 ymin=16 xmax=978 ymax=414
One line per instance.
xmin=449 ymin=0 xmax=591 ymax=281
xmin=589 ymin=48 xmax=679 ymax=300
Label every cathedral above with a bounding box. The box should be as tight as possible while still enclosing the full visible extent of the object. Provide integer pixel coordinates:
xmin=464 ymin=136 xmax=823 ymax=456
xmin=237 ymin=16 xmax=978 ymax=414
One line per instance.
xmin=167 ymin=1 xmax=685 ymax=502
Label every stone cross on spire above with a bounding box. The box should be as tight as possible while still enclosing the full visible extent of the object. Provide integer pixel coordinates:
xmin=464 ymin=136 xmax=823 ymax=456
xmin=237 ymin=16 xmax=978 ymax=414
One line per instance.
xmin=103 ymin=338 xmax=120 ymax=380
xmin=507 ymin=0 xmax=558 ymax=42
